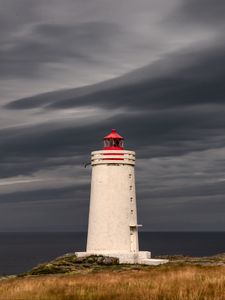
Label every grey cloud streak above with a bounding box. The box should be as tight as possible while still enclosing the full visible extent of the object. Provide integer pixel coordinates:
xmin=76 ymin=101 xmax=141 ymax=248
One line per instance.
xmin=7 ymin=41 xmax=225 ymax=110
xmin=3 ymin=42 xmax=225 ymax=161
xmin=0 ymin=21 xmax=122 ymax=79
xmin=0 ymin=184 xmax=89 ymax=204
xmin=172 ymin=0 xmax=225 ymax=27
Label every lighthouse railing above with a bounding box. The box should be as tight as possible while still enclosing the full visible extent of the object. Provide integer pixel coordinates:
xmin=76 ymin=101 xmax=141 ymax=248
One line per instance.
xmin=91 ymin=150 xmax=135 ymax=166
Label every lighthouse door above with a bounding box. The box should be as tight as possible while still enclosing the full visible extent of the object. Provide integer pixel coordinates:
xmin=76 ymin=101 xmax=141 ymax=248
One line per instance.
xmin=130 ymin=227 xmax=137 ymax=252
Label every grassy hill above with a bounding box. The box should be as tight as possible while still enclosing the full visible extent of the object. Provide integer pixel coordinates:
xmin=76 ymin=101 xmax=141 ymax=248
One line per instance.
xmin=1 ymin=253 xmax=225 ymax=300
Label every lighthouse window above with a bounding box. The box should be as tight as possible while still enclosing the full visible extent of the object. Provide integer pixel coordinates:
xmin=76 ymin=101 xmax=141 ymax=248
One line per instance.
xmin=104 ymin=140 xmax=110 ymax=148
xmin=119 ymin=140 xmax=124 ymax=148
xmin=110 ymin=139 xmax=114 ymax=147
xmin=130 ymin=197 xmax=133 ymax=202
xmin=114 ymin=139 xmax=120 ymax=147
xmin=131 ymin=210 xmax=134 ymax=214
xmin=113 ymin=139 xmax=123 ymax=147
xmin=130 ymin=185 xmax=132 ymax=190
xmin=129 ymin=174 xmax=132 ymax=178
xmin=104 ymin=138 xmax=124 ymax=149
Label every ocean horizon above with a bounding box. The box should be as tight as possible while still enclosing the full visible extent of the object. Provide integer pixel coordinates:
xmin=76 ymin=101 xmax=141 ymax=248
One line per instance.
xmin=1 ymin=231 xmax=225 ymax=276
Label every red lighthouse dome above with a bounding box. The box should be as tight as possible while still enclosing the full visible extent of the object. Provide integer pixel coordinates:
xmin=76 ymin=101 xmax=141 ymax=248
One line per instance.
xmin=103 ymin=129 xmax=124 ymax=150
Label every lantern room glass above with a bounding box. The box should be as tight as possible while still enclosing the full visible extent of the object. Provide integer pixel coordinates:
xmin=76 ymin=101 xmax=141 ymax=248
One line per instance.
xmin=104 ymin=139 xmax=124 ymax=149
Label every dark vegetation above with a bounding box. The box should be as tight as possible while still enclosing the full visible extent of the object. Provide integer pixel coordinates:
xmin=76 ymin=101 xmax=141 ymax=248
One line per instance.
xmin=1 ymin=254 xmax=225 ymax=300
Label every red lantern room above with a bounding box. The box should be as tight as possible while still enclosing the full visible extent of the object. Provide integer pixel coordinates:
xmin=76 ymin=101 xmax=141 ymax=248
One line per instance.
xmin=103 ymin=129 xmax=124 ymax=150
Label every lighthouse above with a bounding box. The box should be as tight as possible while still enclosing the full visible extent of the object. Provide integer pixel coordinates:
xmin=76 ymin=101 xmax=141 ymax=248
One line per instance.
xmin=76 ymin=129 xmax=168 ymax=265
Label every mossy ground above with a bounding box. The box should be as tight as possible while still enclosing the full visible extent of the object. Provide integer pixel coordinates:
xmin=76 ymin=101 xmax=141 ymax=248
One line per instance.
xmin=22 ymin=253 xmax=225 ymax=276
xmin=1 ymin=254 xmax=225 ymax=300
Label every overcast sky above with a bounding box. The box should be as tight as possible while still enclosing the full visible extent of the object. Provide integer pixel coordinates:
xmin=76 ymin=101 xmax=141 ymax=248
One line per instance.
xmin=0 ymin=0 xmax=225 ymax=232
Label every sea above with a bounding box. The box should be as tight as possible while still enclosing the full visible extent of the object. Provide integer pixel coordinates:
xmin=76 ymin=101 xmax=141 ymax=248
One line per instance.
xmin=1 ymin=232 xmax=225 ymax=276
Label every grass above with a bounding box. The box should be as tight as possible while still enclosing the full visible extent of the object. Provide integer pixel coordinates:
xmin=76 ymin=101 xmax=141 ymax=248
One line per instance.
xmin=1 ymin=264 xmax=225 ymax=300
xmin=1 ymin=254 xmax=225 ymax=300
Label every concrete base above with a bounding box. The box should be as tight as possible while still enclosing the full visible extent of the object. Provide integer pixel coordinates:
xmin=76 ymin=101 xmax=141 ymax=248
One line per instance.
xmin=75 ymin=251 xmax=168 ymax=265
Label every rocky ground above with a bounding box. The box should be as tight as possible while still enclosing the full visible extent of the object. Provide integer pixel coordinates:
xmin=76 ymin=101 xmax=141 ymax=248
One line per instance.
xmin=1 ymin=254 xmax=225 ymax=300
xmin=1 ymin=252 xmax=224 ymax=279
xmin=1 ymin=253 xmax=225 ymax=280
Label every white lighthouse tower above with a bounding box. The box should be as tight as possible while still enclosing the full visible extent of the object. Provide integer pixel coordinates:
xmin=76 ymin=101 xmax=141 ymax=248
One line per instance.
xmin=76 ymin=129 xmax=168 ymax=265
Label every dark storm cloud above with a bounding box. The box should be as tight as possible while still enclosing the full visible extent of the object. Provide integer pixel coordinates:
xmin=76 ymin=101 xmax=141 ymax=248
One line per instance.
xmin=0 ymin=155 xmax=87 ymax=179
xmin=7 ymin=42 xmax=225 ymax=110
xmin=3 ymin=41 xmax=225 ymax=178
xmin=2 ymin=103 xmax=225 ymax=155
xmin=139 ymin=195 xmax=225 ymax=231
xmin=0 ymin=184 xmax=89 ymax=204
xmin=139 ymin=181 xmax=225 ymax=199
xmin=1 ymin=103 xmax=225 ymax=180
xmin=0 ymin=21 xmax=121 ymax=78
xmin=172 ymin=0 xmax=225 ymax=26
xmin=1 ymin=0 xmax=225 ymax=231
xmin=0 ymin=121 xmax=94 ymax=178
